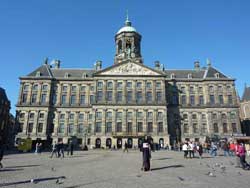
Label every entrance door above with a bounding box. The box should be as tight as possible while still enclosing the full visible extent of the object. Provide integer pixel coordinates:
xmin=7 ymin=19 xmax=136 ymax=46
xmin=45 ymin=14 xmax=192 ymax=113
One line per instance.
xmin=117 ymin=138 xmax=122 ymax=149
xmin=127 ymin=138 xmax=133 ymax=148
xmin=95 ymin=138 xmax=101 ymax=148
xmin=159 ymin=138 xmax=164 ymax=148
xmin=106 ymin=138 xmax=112 ymax=149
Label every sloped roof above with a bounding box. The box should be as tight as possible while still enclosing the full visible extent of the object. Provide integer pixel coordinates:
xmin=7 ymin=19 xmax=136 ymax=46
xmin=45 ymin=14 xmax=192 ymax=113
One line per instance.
xmin=0 ymin=87 xmax=9 ymax=102
xmin=51 ymin=69 xmax=95 ymax=78
xmin=27 ymin=64 xmax=52 ymax=77
xmin=205 ymin=66 xmax=228 ymax=78
xmin=242 ymin=87 xmax=250 ymax=101
xmin=164 ymin=69 xmax=206 ymax=79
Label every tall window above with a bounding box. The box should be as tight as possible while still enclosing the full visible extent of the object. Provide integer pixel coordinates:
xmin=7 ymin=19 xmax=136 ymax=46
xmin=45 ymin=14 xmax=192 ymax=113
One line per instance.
xmin=199 ymin=96 xmax=204 ymax=105
xmin=80 ymin=95 xmax=85 ymax=105
xmin=156 ymin=92 xmax=162 ymax=102
xmin=52 ymin=94 xmax=57 ymax=105
xmin=41 ymin=94 xmax=47 ymax=104
xmin=146 ymin=92 xmax=152 ymax=102
xmin=32 ymin=84 xmax=38 ymax=91
xmin=71 ymin=86 xmax=77 ymax=92
xmin=136 ymin=91 xmax=142 ymax=103
xmin=106 ymin=122 xmax=112 ymax=133
xmin=62 ymin=86 xmax=67 ymax=92
xmin=117 ymin=91 xmax=122 ymax=102
xmin=90 ymin=95 xmax=94 ymax=104
xmin=29 ymin=113 xmax=34 ymax=119
xmin=232 ymin=123 xmax=237 ymax=133
xmin=107 ymin=81 xmax=113 ymax=89
xmin=228 ymin=95 xmax=233 ymax=104
xmin=223 ymin=123 xmax=228 ymax=133
xmin=158 ymin=122 xmax=163 ymax=132
xmin=213 ymin=123 xmax=219 ymax=133
xmin=127 ymin=122 xmax=132 ymax=133
xmin=127 ymin=91 xmax=132 ymax=102
xmin=127 ymin=82 xmax=132 ymax=88
xmin=117 ymin=82 xmax=123 ymax=89
xmin=61 ymin=95 xmax=66 ymax=105
xmin=190 ymin=86 xmax=194 ymax=93
xmin=146 ymin=82 xmax=152 ymax=88
xmin=106 ymin=112 xmax=112 ymax=119
xmin=96 ymin=112 xmax=102 ymax=119
xmin=116 ymin=122 xmax=122 ymax=132
xmin=97 ymin=81 xmax=103 ymax=88
xmin=68 ymin=124 xmax=74 ymax=134
xmin=137 ymin=122 xmax=143 ymax=132
xmin=193 ymin=123 xmax=198 ymax=133
xmin=172 ymin=95 xmax=178 ymax=104
xmin=22 ymin=93 xmax=27 ymax=103
xmin=95 ymin=122 xmax=102 ymax=133
xmin=79 ymin=113 xmax=84 ymax=121
xmin=127 ymin=112 xmax=132 ymax=119
xmin=31 ymin=94 xmax=37 ymax=103
xmin=219 ymin=95 xmax=224 ymax=104
xmin=69 ymin=113 xmax=74 ymax=120
xmin=210 ymin=95 xmax=215 ymax=104
xmin=117 ymin=112 xmax=122 ymax=119
xmin=157 ymin=112 xmax=163 ymax=119
xmin=209 ymin=86 xmax=214 ymax=92
xmin=184 ymin=124 xmax=188 ymax=134
xmin=23 ymin=85 xmax=29 ymax=91
xmin=147 ymin=112 xmax=153 ymax=119
xmin=137 ymin=112 xmax=143 ymax=118
xmin=156 ymin=82 xmax=161 ymax=88
xmin=136 ymin=82 xmax=142 ymax=88
xmin=59 ymin=123 xmax=64 ymax=133
xmin=147 ymin=122 xmax=153 ymax=133
xmin=190 ymin=95 xmax=195 ymax=105
xmin=28 ymin=123 xmax=33 ymax=133
xmin=97 ymin=91 xmax=103 ymax=102
xmin=78 ymin=124 xmax=84 ymax=133
xmin=181 ymin=95 xmax=186 ymax=105
xmin=70 ymin=95 xmax=76 ymax=105
xmin=107 ymin=91 xmax=113 ymax=102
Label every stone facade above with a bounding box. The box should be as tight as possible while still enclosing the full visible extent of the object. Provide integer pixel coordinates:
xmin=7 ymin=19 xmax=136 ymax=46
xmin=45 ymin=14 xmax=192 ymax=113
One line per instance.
xmin=240 ymin=86 xmax=250 ymax=136
xmin=15 ymin=17 xmax=241 ymax=148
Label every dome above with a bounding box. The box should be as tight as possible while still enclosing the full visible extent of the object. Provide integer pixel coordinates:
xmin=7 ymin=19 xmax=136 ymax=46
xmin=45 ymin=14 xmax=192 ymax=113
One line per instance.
xmin=116 ymin=15 xmax=137 ymax=35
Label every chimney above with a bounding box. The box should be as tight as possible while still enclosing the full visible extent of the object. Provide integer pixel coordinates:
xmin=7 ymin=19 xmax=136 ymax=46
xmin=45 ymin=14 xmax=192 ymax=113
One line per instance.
xmin=55 ymin=60 xmax=61 ymax=69
xmin=154 ymin=61 xmax=160 ymax=70
xmin=194 ymin=61 xmax=200 ymax=71
xmin=95 ymin=60 xmax=102 ymax=71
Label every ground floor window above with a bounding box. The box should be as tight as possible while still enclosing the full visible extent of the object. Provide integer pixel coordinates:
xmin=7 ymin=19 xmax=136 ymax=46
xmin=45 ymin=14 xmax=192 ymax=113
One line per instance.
xmin=38 ymin=123 xmax=43 ymax=133
xmin=158 ymin=122 xmax=163 ymax=132
xmin=137 ymin=122 xmax=143 ymax=132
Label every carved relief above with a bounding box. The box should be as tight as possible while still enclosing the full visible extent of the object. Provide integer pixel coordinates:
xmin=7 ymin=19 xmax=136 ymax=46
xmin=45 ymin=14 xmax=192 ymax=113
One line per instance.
xmin=100 ymin=62 xmax=160 ymax=75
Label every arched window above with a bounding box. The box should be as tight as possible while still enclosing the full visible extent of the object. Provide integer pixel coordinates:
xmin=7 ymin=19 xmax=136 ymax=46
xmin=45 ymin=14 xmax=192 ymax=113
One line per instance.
xmin=223 ymin=123 xmax=228 ymax=133
xmin=118 ymin=40 xmax=122 ymax=53
xmin=213 ymin=123 xmax=219 ymax=133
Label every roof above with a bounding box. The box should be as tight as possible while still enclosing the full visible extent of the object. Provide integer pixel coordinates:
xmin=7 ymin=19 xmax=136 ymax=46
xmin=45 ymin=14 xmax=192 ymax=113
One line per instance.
xmin=51 ymin=69 xmax=95 ymax=78
xmin=242 ymin=87 xmax=250 ymax=101
xmin=27 ymin=64 xmax=52 ymax=78
xmin=117 ymin=17 xmax=137 ymax=35
xmin=0 ymin=87 xmax=10 ymax=103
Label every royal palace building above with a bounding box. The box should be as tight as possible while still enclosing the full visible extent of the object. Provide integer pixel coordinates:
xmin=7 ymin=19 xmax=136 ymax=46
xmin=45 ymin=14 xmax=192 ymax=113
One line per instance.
xmin=16 ymin=17 xmax=241 ymax=149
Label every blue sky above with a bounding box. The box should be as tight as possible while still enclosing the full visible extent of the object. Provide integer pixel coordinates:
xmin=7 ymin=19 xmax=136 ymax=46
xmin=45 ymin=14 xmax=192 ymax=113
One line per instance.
xmin=0 ymin=0 xmax=250 ymax=114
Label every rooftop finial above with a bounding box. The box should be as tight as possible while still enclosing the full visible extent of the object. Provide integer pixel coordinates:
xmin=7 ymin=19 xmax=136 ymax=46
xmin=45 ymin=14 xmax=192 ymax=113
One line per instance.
xmin=125 ymin=10 xmax=131 ymax=26
xmin=206 ymin=58 xmax=211 ymax=67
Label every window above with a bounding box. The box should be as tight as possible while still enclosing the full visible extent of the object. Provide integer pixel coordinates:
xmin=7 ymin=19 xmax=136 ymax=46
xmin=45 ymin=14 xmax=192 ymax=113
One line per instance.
xmin=193 ymin=123 xmax=198 ymax=133
xmin=31 ymin=94 xmax=37 ymax=103
xmin=199 ymin=96 xmax=204 ymax=105
xmin=29 ymin=113 xmax=34 ymax=119
xmin=38 ymin=123 xmax=43 ymax=133
xmin=96 ymin=112 xmax=102 ymax=119
xmin=42 ymin=85 xmax=48 ymax=91
xmin=97 ymin=82 xmax=103 ymax=88
xmin=157 ymin=112 xmax=163 ymax=119
xmin=127 ymin=91 xmax=132 ymax=102
xmin=181 ymin=95 xmax=186 ymax=105
xmin=192 ymin=114 xmax=197 ymax=119
xmin=90 ymin=85 xmax=94 ymax=91
xmin=116 ymin=122 xmax=122 ymax=132
xmin=147 ymin=122 xmax=153 ymax=133
xmin=97 ymin=91 xmax=103 ymax=102
xmin=117 ymin=82 xmax=123 ymax=89
xmin=23 ymin=85 xmax=29 ymax=91
xmin=80 ymin=95 xmax=85 ymax=104
xmin=147 ymin=112 xmax=153 ymax=119
xmin=28 ymin=123 xmax=33 ymax=133
xmin=127 ymin=82 xmax=132 ymax=88
xmin=117 ymin=91 xmax=122 ymax=102
xmin=127 ymin=122 xmax=132 ymax=133
xmin=218 ymin=86 xmax=223 ymax=92
xmin=184 ymin=124 xmax=188 ymax=134
xmin=106 ymin=122 xmax=112 ymax=133
xmin=212 ymin=113 xmax=217 ymax=119
xmin=198 ymin=87 xmax=203 ymax=93
xmin=227 ymin=85 xmax=231 ymax=91
xmin=223 ymin=123 xmax=228 ymax=133
xmin=32 ymin=84 xmax=38 ymax=91
xmin=61 ymin=95 xmax=67 ymax=105
xmin=69 ymin=113 xmax=74 ymax=120
xmin=202 ymin=114 xmax=206 ymax=120
xmin=53 ymin=86 xmax=58 ymax=92
xmin=90 ymin=95 xmax=94 ymax=104
xmin=136 ymin=92 xmax=142 ymax=103
xmin=39 ymin=113 xmax=44 ymax=119
xmin=190 ymin=95 xmax=195 ymax=105
xmin=19 ymin=123 xmax=23 ymax=132
xmin=156 ymin=92 xmax=162 ymax=102
xmin=228 ymin=95 xmax=233 ymax=104
xmin=95 ymin=122 xmax=102 ymax=133
xmin=219 ymin=95 xmax=224 ymax=104
xmin=107 ymin=91 xmax=113 ymax=102
xmin=78 ymin=124 xmax=84 ymax=133
xmin=71 ymin=86 xmax=77 ymax=92
xmin=69 ymin=124 xmax=74 ymax=133
xmin=230 ymin=113 xmax=236 ymax=119
xmin=181 ymin=87 xmax=186 ymax=93
xmin=106 ymin=111 xmax=112 ymax=119
xmin=158 ymin=122 xmax=163 ymax=132
xmin=62 ymin=86 xmax=67 ymax=92
xmin=20 ymin=113 xmax=25 ymax=119
xmin=202 ymin=124 xmax=207 ymax=133
xmin=52 ymin=94 xmax=57 ymax=105
xmin=232 ymin=123 xmax=237 ymax=133
xmin=88 ymin=113 xmax=93 ymax=120
xmin=70 ymin=95 xmax=76 ymax=105
xmin=210 ymin=95 xmax=215 ymax=104
xmin=117 ymin=112 xmax=122 ymax=119
xmin=222 ymin=113 xmax=227 ymax=119
xmin=213 ymin=123 xmax=219 ymax=133
xmin=22 ymin=93 xmax=27 ymax=103
xmin=58 ymin=123 xmax=64 ymax=133
xmin=156 ymin=82 xmax=161 ymax=88
xmin=146 ymin=92 xmax=152 ymax=102
xmin=183 ymin=114 xmax=188 ymax=120
xmin=172 ymin=95 xmax=178 ymax=104
xmin=136 ymin=82 xmax=142 ymax=88
xmin=79 ymin=113 xmax=84 ymax=121
xmin=107 ymin=82 xmax=113 ymax=89
xmin=41 ymin=94 xmax=47 ymax=104
xmin=127 ymin=112 xmax=132 ymax=119
xmin=80 ymin=86 xmax=86 ymax=91
xmin=137 ymin=112 xmax=143 ymax=118
xmin=60 ymin=114 xmax=65 ymax=120
xmin=190 ymin=86 xmax=194 ymax=93
xmin=146 ymin=82 xmax=152 ymax=88
xmin=209 ymin=86 xmax=214 ymax=92
xmin=137 ymin=122 xmax=143 ymax=132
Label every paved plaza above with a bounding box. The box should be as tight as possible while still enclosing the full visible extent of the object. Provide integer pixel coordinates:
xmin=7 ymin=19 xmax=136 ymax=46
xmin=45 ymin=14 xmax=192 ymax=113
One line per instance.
xmin=0 ymin=150 xmax=249 ymax=188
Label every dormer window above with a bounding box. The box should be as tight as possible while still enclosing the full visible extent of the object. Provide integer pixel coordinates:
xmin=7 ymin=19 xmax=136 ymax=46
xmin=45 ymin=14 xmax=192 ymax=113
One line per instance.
xmin=82 ymin=73 xmax=87 ymax=78
xmin=64 ymin=72 xmax=69 ymax=78
xmin=170 ymin=73 xmax=175 ymax=79
xmin=36 ymin=71 xmax=41 ymax=77
xmin=215 ymin=73 xmax=220 ymax=78
xmin=188 ymin=73 xmax=192 ymax=79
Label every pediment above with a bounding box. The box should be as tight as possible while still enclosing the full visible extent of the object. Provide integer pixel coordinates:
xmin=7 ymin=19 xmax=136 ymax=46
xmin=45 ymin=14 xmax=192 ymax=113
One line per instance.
xmin=98 ymin=62 xmax=162 ymax=76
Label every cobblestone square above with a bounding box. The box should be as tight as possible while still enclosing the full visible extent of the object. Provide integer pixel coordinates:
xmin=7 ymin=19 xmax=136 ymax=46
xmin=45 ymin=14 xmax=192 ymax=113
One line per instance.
xmin=0 ymin=150 xmax=249 ymax=188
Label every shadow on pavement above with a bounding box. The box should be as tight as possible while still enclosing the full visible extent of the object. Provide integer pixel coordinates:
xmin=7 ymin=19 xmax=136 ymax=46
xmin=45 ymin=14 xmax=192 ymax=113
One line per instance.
xmin=5 ymin=164 xmax=40 ymax=168
xmin=153 ymin=157 xmax=172 ymax=161
xmin=0 ymin=168 xmax=24 ymax=172
xmin=151 ymin=164 xmax=184 ymax=171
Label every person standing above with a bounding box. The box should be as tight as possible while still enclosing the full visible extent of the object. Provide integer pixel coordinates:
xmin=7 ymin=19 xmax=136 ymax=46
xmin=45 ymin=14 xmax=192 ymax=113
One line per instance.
xmin=182 ymin=142 xmax=188 ymax=159
xmin=141 ymin=136 xmax=151 ymax=171
xmin=50 ymin=141 xmax=57 ymax=158
xmin=35 ymin=142 xmax=39 ymax=154
xmin=188 ymin=141 xmax=194 ymax=158
xmin=210 ymin=142 xmax=217 ymax=157
xmin=198 ymin=143 xmax=203 ymax=159
xmin=235 ymin=141 xmax=241 ymax=168
xmin=123 ymin=141 xmax=128 ymax=153
xmin=238 ymin=143 xmax=250 ymax=170
xmin=0 ymin=140 xmax=4 ymax=168
xmin=67 ymin=141 xmax=74 ymax=156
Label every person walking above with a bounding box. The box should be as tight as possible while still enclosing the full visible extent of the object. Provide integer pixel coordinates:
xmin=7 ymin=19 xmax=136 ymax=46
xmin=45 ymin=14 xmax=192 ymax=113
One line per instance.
xmin=35 ymin=142 xmax=39 ymax=154
xmin=222 ymin=141 xmax=229 ymax=157
xmin=235 ymin=141 xmax=241 ymax=168
xmin=229 ymin=141 xmax=235 ymax=157
xmin=67 ymin=141 xmax=74 ymax=156
xmin=123 ymin=141 xmax=128 ymax=153
xmin=141 ymin=136 xmax=151 ymax=171
xmin=50 ymin=141 xmax=57 ymax=158
xmin=238 ymin=143 xmax=250 ymax=170
xmin=188 ymin=141 xmax=195 ymax=158
xmin=0 ymin=141 xmax=4 ymax=168
xmin=58 ymin=141 xmax=64 ymax=159
xmin=182 ymin=142 xmax=188 ymax=159
xmin=210 ymin=142 xmax=217 ymax=157
xmin=197 ymin=143 xmax=203 ymax=159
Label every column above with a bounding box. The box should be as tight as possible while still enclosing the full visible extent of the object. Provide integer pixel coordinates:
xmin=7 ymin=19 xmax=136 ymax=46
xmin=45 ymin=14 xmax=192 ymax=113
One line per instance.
xmin=102 ymin=109 xmax=106 ymax=134
xmin=217 ymin=112 xmax=223 ymax=134
xmin=33 ymin=111 xmax=39 ymax=134
xmin=37 ymin=83 xmax=42 ymax=105
xmin=57 ymin=84 xmax=62 ymax=105
xmin=103 ymin=81 xmax=107 ymax=104
xmin=143 ymin=109 xmax=147 ymax=133
xmin=112 ymin=109 xmax=117 ymax=134
xmin=188 ymin=112 xmax=193 ymax=135
xmin=65 ymin=111 xmax=69 ymax=136
xmin=46 ymin=82 xmax=51 ymax=104
xmin=142 ymin=80 xmax=146 ymax=103
xmin=53 ymin=111 xmax=59 ymax=135
xmin=27 ymin=83 xmax=33 ymax=104
xmin=23 ymin=111 xmax=29 ymax=134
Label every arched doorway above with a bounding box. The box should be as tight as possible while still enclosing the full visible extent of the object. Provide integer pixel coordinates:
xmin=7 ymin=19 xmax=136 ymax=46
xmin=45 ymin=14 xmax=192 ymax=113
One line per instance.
xmin=117 ymin=138 xmax=122 ymax=149
xmin=106 ymin=138 xmax=112 ymax=149
xmin=127 ymin=138 xmax=133 ymax=148
xmin=159 ymin=138 xmax=164 ymax=149
xmin=95 ymin=138 xmax=101 ymax=149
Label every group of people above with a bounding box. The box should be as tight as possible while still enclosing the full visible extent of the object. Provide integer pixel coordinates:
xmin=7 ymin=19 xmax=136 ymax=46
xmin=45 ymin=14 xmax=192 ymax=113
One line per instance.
xmin=182 ymin=141 xmax=203 ymax=159
xmin=50 ymin=140 xmax=74 ymax=158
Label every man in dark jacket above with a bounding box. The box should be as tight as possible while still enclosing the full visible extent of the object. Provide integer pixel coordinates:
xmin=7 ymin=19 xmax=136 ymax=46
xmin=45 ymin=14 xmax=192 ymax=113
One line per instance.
xmin=141 ymin=136 xmax=152 ymax=171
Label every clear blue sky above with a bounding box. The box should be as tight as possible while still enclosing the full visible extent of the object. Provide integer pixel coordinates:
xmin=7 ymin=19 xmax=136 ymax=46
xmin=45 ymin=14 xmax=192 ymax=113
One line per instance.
xmin=1 ymin=0 xmax=250 ymax=115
